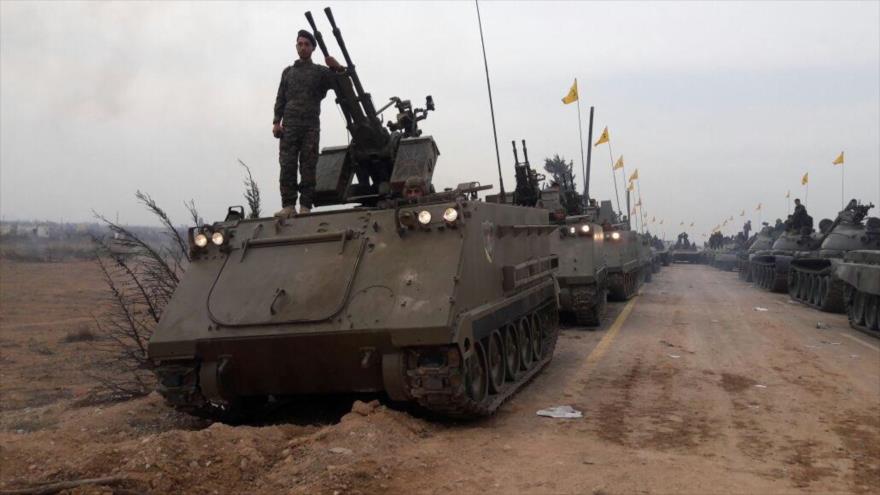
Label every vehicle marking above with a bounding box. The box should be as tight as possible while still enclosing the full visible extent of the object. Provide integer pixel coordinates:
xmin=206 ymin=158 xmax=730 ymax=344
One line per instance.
xmin=564 ymin=295 xmax=638 ymax=397
xmin=839 ymin=332 xmax=880 ymax=352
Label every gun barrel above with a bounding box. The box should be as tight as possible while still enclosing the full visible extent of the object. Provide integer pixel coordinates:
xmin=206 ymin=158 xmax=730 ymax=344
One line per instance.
xmin=304 ymin=11 xmax=331 ymax=58
xmin=521 ymin=139 xmax=529 ymax=165
xmin=323 ymin=7 xmax=379 ymax=123
xmin=511 ymin=141 xmax=519 ymax=165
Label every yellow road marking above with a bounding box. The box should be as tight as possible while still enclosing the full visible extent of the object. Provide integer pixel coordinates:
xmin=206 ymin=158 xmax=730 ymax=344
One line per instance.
xmin=564 ymin=295 xmax=639 ymax=397
xmin=839 ymin=332 xmax=880 ymax=352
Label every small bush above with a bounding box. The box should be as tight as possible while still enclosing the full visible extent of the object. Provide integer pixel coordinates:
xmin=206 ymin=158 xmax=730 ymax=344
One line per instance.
xmin=62 ymin=326 xmax=97 ymax=343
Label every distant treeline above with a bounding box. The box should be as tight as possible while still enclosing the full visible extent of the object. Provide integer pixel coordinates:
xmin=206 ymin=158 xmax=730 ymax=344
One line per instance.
xmin=0 ymin=221 xmax=185 ymax=262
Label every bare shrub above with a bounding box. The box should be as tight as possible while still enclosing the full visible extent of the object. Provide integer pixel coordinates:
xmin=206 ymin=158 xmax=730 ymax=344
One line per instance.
xmin=88 ymin=192 xmax=198 ymax=402
xmin=238 ymin=158 xmax=262 ymax=218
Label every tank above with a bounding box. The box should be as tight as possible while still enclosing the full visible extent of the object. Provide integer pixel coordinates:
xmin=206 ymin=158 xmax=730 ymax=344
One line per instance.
xmin=788 ymin=202 xmax=879 ymax=312
xmin=738 ymin=225 xmax=778 ymax=281
xmin=147 ymin=9 xmax=561 ymax=419
xmin=595 ymin=201 xmax=643 ymax=301
xmin=836 ymin=250 xmax=880 ymax=336
xmin=751 ymin=222 xmax=824 ymax=293
xmin=671 ymin=232 xmax=702 ymax=263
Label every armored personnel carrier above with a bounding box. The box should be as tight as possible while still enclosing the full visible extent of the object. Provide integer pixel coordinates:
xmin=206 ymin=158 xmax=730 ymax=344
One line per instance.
xmin=788 ymin=201 xmax=878 ymax=312
xmin=738 ymin=224 xmax=778 ymax=281
xmin=751 ymin=219 xmax=825 ymax=293
xmin=837 ymin=250 xmax=880 ymax=336
xmin=671 ymin=232 xmax=702 ymax=263
xmin=147 ymin=9 xmax=560 ymax=419
xmin=490 ymin=141 xmax=608 ymax=326
xmin=637 ymin=233 xmax=655 ymax=281
xmin=595 ymin=201 xmax=643 ymax=301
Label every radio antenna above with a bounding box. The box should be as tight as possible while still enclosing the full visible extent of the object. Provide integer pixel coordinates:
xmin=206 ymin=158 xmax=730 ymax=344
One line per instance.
xmin=474 ymin=0 xmax=505 ymax=201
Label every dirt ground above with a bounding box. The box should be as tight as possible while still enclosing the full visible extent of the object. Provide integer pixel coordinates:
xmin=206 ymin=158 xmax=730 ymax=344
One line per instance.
xmin=1 ymin=259 xmax=878 ymax=494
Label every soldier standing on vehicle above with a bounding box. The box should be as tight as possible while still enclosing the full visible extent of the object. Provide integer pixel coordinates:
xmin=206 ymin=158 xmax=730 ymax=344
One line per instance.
xmin=272 ymin=29 xmax=343 ymax=218
xmin=791 ymin=198 xmax=809 ymax=230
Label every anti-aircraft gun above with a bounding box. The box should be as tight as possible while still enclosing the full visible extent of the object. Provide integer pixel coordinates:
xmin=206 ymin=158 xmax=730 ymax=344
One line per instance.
xmin=510 ymin=140 xmax=543 ymax=207
xmin=305 ymin=8 xmax=436 ymax=207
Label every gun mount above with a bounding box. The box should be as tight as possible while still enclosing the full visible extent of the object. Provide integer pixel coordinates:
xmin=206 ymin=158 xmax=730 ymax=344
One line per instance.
xmin=511 ymin=140 xmax=543 ymax=207
xmin=307 ymin=8 xmax=437 ymax=207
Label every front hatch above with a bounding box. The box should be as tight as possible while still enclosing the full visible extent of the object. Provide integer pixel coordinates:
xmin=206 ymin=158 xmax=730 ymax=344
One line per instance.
xmin=207 ymin=230 xmax=366 ymax=326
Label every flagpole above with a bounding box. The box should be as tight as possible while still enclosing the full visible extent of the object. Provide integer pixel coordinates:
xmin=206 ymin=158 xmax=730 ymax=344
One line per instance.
xmin=575 ymin=90 xmax=586 ymax=203
xmin=607 ymin=142 xmax=621 ymax=216
xmin=841 ymin=164 xmax=844 ymax=210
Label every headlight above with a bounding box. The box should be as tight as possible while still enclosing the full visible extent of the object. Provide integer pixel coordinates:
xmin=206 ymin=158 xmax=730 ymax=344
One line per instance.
xmin=611 ymin=232 xmax=621 ymax=240
xmin=418 ymin=210 xmax=432 ymax=225
xmin=594 ymin=233 xmax=603 ymax=240
xmin=442 ymin=207 xmax=458 ymax=223
xmin=211 ymin=231 xmax=224 ymax=246
xmin=580 ymin=224 xmax=590 ymax=234
xmin=568 ymin=226 xmax=576 ymax=235
xmin=193 ymin=232 xmax=208 ymax=248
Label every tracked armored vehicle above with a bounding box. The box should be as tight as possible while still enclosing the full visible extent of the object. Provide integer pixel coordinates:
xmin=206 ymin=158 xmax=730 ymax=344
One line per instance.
xmin=671 ymin=232 xmax=702 ymax=263
xmin=147 ymin=9 xmax=560 ymax=419
xmin=490 ymin=141 xmax=608 ymax=326
xmin=738 ymin=225 xmax=778 ymax=281
xmin=637 ymin=234 xmax=655 ymax=282
xmin=751 ymin=222 xmax=824 ymax=293
xmin=595 ymin=201 xmax=642 ymax=301
xmin=837 ymin=250 xmax=880 ymax=336
xmin=788 ymin=201 xmax=879 ymax=312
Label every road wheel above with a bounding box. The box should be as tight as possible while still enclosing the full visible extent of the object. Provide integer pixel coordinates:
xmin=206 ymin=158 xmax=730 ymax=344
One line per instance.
xmin=798 ymin=273 xmax=809 ymax=300
xmin=486 ymin=331 xmax=505 ymax=394
xmin=503 ymin=324 xmax=521 ymax=381
xmin=816 ymin=276 xmax=828 ymax=307
xmin=789 ymin=271 xmax=799 ymax=299
xmin=807 ymin=275 xmax=818 ymax=305
xmin=853 ymin=291 xmax=867 ymax=325
xmin=866 ymin=295 xmax=879 ymax=331
xmin=529 ymin=313 xmax=542 ymax=361
xmin=517 ymin=317 xmax=533 ymax=370
xmin=464 ymin=341 xmax=488 ymax=403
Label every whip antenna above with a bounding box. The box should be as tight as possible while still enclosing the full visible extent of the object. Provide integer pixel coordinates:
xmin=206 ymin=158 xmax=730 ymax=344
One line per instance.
xmin=475 ymin=0 xmax=505 ymax=201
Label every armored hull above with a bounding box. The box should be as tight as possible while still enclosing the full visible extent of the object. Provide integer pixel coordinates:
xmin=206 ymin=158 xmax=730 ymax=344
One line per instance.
xmin=604 ymin=230 xmax=643 ymax=301
xmin=751 ymin=231 xmax=819 ymax=292
xmin=738 ymin=228 xmax=777 ymax=281
xmin=148 ymin=199 xmax=560 ymax=418
xmin=788 ymin=207 xmax=879 ymax=313
xmin=672 ymin=248 xmax=703 ymax=264
xmin=836 ymin=250 xmax=880 ymax=337
xmin=637 ymin=235 xmax=655 ymax=282
xmin=551 ymin=220 xmax=606 ymax=326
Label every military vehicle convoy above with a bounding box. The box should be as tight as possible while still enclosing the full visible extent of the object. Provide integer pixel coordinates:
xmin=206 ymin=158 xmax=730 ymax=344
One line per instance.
xmin=788 ymin=201 xmax=878 ymax=312
xmin=837 ymin=250 xmax=880 ymax=335
xmin=148 ymin=9 xmax=560 ymax=419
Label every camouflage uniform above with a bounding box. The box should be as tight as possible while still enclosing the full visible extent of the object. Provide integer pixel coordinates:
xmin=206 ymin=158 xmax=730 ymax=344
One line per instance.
xmin=273 ymin=58 xmax=334 ymax=209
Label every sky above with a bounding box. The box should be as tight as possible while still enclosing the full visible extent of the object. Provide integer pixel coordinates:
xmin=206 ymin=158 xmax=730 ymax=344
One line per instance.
xmin=1 ymin=0 xmax=878 ymax=239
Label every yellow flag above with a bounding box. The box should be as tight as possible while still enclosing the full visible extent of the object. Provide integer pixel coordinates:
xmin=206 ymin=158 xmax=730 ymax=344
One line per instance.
xmin=832 ymin=151 xmax=844 ymax=165
xmin=561 ymin=79 xmax=578 ymax=104
xmin=801 ymin=172 xmax=809 ymax=185
xmin=740 ymin=210 xmax=745 ymax=216
xmin=594 ymin=127 xmax=609 ymax=146
xmin=613 ymin=155 xmax=624 ymax=170
xmin=785 ymin=190 xmax=790 ymax=199
xmin=756 ymin=202 xmax=762 ymax=211
xmin=628 ymin=168 xmax=639 ymax=182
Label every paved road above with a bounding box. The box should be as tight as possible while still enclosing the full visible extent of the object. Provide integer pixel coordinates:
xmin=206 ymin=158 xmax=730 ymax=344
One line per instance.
xmin=389 ymin=264 xmax=880 ymax=495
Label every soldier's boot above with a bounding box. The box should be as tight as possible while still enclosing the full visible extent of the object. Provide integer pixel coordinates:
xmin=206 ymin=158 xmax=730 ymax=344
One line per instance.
xmin=274 ymin=206 xmax=296 ymax=218
xmin=299 ymin=206 xmax=311 ymax=214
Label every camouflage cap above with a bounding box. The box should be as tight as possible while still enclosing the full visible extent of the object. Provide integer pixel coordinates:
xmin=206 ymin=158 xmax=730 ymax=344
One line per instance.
xmin=297 ymin=30 xmax=317 ymax=48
